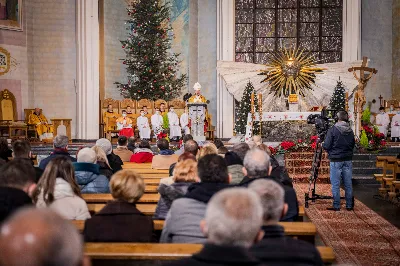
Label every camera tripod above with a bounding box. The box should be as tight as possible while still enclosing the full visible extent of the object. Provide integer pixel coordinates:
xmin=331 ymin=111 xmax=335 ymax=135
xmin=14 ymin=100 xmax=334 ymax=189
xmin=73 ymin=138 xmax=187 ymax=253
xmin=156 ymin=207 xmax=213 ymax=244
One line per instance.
xmin=304 ymin=137 xmax=345 ymax=208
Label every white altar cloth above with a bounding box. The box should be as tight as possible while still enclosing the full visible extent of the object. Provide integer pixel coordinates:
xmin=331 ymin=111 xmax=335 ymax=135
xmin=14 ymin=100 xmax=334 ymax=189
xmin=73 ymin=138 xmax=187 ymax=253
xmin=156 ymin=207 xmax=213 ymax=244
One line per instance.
xmin=245 ymin=112 xmax=319 ymax=141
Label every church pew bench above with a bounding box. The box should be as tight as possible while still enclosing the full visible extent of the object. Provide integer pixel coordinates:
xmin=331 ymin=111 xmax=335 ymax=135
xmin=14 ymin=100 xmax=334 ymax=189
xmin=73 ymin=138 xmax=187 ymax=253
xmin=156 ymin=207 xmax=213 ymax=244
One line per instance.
xmin=143 ymin=178 xmax=162 ymax=185
xmin=373 ymin=156 xmax=396 ymax=182
xmin=86 ymin=204 xmax=306 ymax=220
xmin=83 ymin=194 xmax=160 ymax=204
xmin=144 ymin=185 xmax=158 ymax=193
xmin=83 ymin=243 xmax=335 ymax=264
xmin=87 ymin=204 xmax=156 ymax=215
xmin=122 ymin=163 xmax=152 ymax=169
xmin=72 ymin=221 xmax=317 ymax=244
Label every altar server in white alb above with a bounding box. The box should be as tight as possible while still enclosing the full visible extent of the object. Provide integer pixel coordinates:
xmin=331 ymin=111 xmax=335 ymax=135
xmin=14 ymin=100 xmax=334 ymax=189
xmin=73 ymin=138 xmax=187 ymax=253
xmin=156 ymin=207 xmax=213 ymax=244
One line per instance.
xmin=137 ymin=110 xmax=151 ymax=140
xmin=167 ymin=106 xmax=182 ymax=140
xmin=391 ymin=110 xmax=400 ymax=141
xmin=151 ymin=107 xmax=164 ymax=138
xmin=180 ymin=106 xmax=190 ymax=135
xmin=375 ymin=107 xmax=390 ymax=136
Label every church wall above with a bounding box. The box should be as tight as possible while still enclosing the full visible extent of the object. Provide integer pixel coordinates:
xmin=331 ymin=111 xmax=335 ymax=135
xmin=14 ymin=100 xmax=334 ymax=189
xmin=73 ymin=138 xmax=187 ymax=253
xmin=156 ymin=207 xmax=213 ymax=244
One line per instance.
xmin=361 ymin=0 xmax=393 ymax=112
xmin=103 ymin=0 xmax=129 ymax=100
xmin=393 ymin=0 xmax=400 ymax=100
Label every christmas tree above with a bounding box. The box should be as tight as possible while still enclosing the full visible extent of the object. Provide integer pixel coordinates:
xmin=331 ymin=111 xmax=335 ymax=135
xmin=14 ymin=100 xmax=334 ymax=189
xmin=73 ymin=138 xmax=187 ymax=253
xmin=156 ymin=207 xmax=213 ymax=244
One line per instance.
xmin=115 ymin=0 xmax=187 ymax=101
xmin=329 ymin=79 xmax=346 ymax=111
xmin=234 ymin=81 xmax=260 ymax=135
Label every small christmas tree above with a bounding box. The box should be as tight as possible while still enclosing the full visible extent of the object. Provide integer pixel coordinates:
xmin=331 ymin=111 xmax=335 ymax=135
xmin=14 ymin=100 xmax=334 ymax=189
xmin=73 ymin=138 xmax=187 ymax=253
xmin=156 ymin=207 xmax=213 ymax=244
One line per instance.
xmin=329 ymin=79 xmax=346 ymax=110
xmin=234 ymin=81 xmax=260 ymax=135
xmin=115 ymin=0 xmax=187 ymax=100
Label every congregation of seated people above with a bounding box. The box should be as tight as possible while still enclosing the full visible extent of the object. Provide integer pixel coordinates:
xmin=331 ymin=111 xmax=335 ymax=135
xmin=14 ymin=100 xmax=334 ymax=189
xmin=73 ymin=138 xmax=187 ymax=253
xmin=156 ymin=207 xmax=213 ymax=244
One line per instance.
xmin=0 ymin=134 xmax=326 ymax=266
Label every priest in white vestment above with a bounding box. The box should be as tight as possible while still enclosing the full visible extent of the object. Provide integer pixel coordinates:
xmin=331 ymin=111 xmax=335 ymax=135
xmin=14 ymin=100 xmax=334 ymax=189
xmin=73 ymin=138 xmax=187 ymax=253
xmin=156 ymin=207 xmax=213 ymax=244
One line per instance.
xmin=151 ymin=108 xmax=164 ymax=138
xmin=391 ymin=110 xmax=400 ymax=141
xmin=180 ymin=106 xmax=190 ymax=135
xmin=137 ymin=110 xmax=151 ymax=140
xmin=167 ymin=106 xmax=181 ymax=140
xmin=376 ymin=107 xmax=390 ymax=136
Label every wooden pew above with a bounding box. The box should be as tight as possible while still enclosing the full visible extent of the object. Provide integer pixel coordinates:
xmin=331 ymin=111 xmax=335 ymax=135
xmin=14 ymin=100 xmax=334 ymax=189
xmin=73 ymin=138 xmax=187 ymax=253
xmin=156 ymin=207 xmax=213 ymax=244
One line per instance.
xmin=86 ymin=203 xmax=306 ymax=220
xmin=374 ymin=156 xmax=395 ymax=181
xmin=145 ymin=185 xmax=158 ymax=193
xmin=83 ymin=194 xmax=160 ymax=204
xmin=84 ymin=243 xmax=335 ymax=264
xmin=122 ymin=162 xmax=152 ymax=169
xmin=73 ymin=220 xmax=316 ymax=243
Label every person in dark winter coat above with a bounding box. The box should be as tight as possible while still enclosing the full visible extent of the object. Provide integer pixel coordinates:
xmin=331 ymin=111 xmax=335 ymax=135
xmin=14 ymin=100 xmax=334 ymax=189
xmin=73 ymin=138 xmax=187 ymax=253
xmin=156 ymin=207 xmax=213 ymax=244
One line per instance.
xmin=0 ymin=137 xmax=12 ymax=162
xmin=249 ymin=179 xmax=323 ymax=266
xmin=84 ymin=170 xmax=154 ymax=242
xmin=239 ymin=149 xmax=299 ymax=222
xmin=92 ymin=145 xmax=113 ymax=179
xmin=12 ymin=140 xmax=43 ymax=183
xmin=225 ymin=151 xmax=245 ymax=184
xmin=96 ymin=138 xmax=123 ymax=173
xmin=0 ymin=159 xmax=36 ymax=224
xmin=164 ymin=188 xmax=265 ymax=266
xmin=160 ymin=154 xmax=231 ymax=243
xmin=74 ymin=148 xmax=110 ymax=194
xmin=322 ymin=110 xmax=355 ymax=211
xmin=39 ymin=135 xmax=76 ymax=170
xmin=154 ymin=159 xmax=199 ymax=219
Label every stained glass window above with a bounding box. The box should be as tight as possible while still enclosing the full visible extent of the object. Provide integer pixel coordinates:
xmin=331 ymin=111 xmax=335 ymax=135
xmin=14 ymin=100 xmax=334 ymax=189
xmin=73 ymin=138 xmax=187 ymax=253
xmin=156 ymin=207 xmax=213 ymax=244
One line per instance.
xmin=235 ymin=0 xmax=343 ymax=64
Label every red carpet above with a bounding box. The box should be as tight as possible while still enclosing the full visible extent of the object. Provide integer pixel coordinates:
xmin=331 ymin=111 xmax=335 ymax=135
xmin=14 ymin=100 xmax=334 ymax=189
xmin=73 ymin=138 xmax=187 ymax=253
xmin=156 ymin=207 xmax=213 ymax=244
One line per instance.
xmin=294 ymin=183 xmax=400 ymax=265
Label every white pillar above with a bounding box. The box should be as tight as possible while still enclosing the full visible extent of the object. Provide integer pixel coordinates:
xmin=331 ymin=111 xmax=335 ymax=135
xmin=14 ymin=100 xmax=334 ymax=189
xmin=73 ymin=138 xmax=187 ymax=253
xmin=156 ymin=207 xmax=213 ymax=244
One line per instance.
xmin=343 ymin=0 xmax=361 ymax=61
xmin=76 ymin=0 xmax=100 ymax=139
xmin=216 ymin=0 xmax=235 ymax=138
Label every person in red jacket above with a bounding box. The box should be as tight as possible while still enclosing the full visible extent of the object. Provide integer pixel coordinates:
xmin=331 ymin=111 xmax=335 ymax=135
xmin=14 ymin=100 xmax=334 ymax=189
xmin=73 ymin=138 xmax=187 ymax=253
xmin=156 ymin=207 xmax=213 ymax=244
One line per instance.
xmin=130 ymin=140 xmax=154 ymax=163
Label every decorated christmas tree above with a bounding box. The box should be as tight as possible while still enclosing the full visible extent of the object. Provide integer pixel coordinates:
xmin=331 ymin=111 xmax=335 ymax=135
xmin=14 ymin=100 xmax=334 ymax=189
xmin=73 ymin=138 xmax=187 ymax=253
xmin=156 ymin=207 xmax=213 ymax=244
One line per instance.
xmin=329 ymin=79 xmax=346 ymax=111
xmin=115 ymin=0 xmax=187 ymax=100
xmin=234 ymin=81 xmax=260 ymax=135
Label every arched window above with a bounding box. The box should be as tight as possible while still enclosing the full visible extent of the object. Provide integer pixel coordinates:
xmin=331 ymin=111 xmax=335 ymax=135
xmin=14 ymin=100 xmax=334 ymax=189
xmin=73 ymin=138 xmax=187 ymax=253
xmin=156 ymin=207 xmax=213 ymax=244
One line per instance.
xmin=235 ymin=0 xmax=343 ymax=64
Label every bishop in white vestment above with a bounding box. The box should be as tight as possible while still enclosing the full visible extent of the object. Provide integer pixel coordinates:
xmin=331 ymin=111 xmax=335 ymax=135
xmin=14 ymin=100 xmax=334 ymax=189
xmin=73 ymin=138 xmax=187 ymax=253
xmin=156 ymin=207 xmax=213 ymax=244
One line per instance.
xmin=376 ymin=107 xmax=390 ymax=136
xmin=151 ymin=108 xmax=164 ymax=138
xmin=137 ymin=111 xmax=151 ymax=139
xmin=391 ymin=111 xmax=400 ymax=141
xmin=167 ymin=106 xmax=182 ymax=139
xmin=180 ymin=107 xmax=190 ymax=135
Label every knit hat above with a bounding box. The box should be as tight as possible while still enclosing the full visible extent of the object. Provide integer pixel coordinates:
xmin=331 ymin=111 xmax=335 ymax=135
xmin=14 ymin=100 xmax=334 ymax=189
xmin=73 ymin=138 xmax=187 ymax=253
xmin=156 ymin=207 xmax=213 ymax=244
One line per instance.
xmin=96 ymin=138 xmax=112 ymax=155
xmin=77 ymin=147 xmax=97 ymax=163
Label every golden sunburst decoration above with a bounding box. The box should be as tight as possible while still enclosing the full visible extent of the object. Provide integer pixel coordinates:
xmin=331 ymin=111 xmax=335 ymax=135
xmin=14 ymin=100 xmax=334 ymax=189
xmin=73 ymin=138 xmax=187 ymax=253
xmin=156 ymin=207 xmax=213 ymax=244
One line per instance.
xmin=259 ymin=49 xmax=325 ymax=98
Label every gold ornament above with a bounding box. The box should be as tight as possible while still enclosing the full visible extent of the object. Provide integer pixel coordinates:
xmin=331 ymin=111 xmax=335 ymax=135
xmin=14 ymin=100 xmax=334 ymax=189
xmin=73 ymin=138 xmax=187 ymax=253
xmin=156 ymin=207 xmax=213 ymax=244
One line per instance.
xmin=259 ymin=49 xmax=325 ymax=98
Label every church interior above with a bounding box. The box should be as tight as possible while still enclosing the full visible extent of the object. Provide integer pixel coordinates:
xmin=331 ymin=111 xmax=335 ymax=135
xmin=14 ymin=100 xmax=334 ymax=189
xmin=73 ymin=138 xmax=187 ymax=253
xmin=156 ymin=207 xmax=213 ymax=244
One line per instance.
xmin=0 ymin=0 xmax=400 ymax=265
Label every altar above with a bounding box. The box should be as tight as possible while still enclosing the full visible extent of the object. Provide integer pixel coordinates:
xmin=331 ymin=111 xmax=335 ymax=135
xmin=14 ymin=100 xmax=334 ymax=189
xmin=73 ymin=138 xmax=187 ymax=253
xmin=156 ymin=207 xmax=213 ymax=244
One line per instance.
xmin=245 ymin=112 xmax=319 ymax=142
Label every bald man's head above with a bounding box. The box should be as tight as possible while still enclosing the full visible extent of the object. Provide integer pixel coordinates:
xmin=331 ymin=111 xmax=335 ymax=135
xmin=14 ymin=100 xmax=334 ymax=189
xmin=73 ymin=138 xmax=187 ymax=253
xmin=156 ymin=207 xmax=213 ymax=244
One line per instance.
xmin=0 ymin=208 xmax=87 ymax=266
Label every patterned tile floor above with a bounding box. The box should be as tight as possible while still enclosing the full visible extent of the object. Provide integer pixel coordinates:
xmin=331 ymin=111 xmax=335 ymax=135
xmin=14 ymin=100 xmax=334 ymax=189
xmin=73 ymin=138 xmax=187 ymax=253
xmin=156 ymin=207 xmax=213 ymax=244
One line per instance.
xmin=296 ymin=183 xmax=400 ymax=265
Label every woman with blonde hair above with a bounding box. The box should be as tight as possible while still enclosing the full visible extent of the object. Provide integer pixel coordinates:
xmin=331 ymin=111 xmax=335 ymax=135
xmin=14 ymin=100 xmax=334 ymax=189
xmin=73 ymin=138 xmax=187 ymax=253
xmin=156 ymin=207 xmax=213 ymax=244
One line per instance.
xmin=34 ymin=157 xmax=90 ymax=220
xmin=197 ymin=143 xmax=218 ymax=159
xmin=84 ymin=169 xmax=154 ymax=242
xmin=92 ymin=145 xmax=113 ymax=179
xmin=154 ymin=159 xmax=199 ymax=219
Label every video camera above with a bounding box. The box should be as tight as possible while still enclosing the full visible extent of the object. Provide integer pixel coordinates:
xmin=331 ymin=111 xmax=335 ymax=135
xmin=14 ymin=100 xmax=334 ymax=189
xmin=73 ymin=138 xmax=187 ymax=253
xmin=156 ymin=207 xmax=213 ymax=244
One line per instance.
xmin=307 ymin=109 xmax=338 ymax=140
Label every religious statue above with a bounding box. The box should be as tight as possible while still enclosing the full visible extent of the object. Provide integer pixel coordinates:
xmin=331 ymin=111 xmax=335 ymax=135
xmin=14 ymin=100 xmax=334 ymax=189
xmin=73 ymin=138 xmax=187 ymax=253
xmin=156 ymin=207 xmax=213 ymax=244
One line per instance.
xmin=116 ymin=110 xmax=134 ymax=138
xmin=28 ymin=108 xmax=54 ymax=140
xmin=188 ymin=82 xmax=207 ymax=103
xmin=348 ymin=57 xmax=378 ymax=134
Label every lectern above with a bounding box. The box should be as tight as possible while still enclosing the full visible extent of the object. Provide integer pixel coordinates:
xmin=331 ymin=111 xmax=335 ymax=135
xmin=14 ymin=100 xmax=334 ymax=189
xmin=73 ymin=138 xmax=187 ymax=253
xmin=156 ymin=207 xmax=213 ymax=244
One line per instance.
xmin=188 ymin=103 xmax=207 ymax=141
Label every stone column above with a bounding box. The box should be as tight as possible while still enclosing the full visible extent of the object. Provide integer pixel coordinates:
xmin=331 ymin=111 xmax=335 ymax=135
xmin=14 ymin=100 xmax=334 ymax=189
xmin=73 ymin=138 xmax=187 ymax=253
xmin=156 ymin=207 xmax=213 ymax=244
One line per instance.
xmin=343 ymin=0 xmax=361 ymax=61
xmin=393 ymin=0 xmax=400 ymax=100
xmin=216 ymin=0 xmax=235 ymax=138
xmin=76 ymin=0 xmax=100 ymax=139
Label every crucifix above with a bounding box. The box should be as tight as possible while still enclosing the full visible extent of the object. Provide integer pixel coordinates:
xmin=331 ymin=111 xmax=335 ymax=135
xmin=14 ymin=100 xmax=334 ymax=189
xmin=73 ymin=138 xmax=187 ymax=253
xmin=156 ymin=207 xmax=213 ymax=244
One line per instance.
xmin=348 ymin=56 xmax=378 ymax=135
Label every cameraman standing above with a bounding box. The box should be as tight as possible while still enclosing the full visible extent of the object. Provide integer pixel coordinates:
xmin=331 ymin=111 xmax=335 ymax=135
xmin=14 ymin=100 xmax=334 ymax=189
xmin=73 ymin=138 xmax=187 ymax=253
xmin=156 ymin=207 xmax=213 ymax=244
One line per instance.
xmin=322 ymin=111 xmax=355 ymax=211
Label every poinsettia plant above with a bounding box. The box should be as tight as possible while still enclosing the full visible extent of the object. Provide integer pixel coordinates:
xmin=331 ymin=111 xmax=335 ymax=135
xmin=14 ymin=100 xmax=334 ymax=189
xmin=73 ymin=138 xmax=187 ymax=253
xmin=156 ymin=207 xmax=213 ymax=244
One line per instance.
xmin=359 ymin=107 xmax=386 ymax=151
xmin=268 ymin=135 xmax=319 ymax=155
xmin=157 ymin=132 xmax=169 ymax=142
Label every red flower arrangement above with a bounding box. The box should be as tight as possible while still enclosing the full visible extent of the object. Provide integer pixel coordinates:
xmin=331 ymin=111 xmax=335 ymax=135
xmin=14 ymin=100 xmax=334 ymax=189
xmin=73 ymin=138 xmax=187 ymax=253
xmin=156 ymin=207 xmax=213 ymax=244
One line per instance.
xmin=268 ymin=146 xmax=277 ymax=155
xmin=363 ymin=126 xmax=373 ymax=134
xmin=280 ymin=141 xmax=295 ymax=150
xmin=310 ymin=135 xmax=318 ymax=142
xmin=375 ymin=133 xmax=385 ymax=139
xmin=157 ymin=132 xmax=168 ymax=140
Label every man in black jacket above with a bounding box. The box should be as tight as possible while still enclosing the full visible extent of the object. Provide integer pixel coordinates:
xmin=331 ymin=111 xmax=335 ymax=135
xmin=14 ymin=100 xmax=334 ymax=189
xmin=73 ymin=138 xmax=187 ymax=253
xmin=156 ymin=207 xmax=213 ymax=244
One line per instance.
xmin=0 ymin=159 xmax=36 ymax=224
xmin=322 ymin=111 xmax=355 ymax=211
xmin=39 ymin=135 xmax=76 ymax=170
xmin=164 ymin=188 xmax=265 ymax=266
xmin=249 ymin=179 xmax=323 ymax=266
xmin=12 ymin=140 xmax=43 ymax=182
xmin=239 ymin=148 xmax=299 ymax=221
